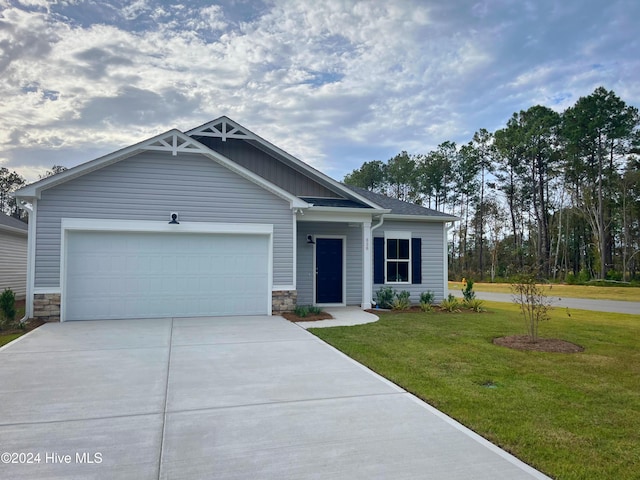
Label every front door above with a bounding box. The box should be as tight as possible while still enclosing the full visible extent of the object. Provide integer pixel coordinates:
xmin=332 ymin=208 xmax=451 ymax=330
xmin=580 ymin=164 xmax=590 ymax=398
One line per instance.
xmin=315 ymin=238 xmax=343 ymax=304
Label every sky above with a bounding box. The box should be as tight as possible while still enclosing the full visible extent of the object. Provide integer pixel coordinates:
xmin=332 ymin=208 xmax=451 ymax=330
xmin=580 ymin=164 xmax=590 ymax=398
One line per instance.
xmin=1 ymin=0 xmax=639 ymax=183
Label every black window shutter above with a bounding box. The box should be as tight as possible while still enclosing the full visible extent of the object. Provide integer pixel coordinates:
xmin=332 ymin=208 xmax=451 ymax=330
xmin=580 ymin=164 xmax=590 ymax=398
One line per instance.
xmin=373 ymin=237 xmax=384 ymax=284
xmin=411 ymin=238 xmax=422 ymax=284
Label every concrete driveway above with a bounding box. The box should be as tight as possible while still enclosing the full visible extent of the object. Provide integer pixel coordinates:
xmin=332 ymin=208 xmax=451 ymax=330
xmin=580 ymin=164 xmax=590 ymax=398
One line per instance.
xmin=0 ymin=316 xmax=549 ymax=479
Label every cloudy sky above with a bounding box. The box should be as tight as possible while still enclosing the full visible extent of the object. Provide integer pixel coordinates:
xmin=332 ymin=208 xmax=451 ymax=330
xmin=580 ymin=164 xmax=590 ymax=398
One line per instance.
xmin=1 ymin=0 xmax=638 ymax=183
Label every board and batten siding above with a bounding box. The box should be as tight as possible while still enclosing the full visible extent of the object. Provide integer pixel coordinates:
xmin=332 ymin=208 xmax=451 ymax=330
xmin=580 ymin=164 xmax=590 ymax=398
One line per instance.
xmin=296 ymin=222 xmax=363 ymax=305
xmin=195 ymin=136 xmax=339 ymax=198
xmin=34 ymin=151 xmax=294 ymax=289
xmin=0 ymin=229 xmax=28 ymax=298
xmin=373 ymin=221 xmax=446 ymax=303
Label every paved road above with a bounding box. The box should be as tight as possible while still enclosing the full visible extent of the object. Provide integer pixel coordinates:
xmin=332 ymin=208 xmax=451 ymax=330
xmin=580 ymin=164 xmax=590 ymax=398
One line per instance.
xmin=453 ymin=291 xmax=640 ymax=315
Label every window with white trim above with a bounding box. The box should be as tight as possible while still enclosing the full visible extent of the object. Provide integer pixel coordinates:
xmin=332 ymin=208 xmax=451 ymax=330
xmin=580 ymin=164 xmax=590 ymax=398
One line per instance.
xmin=384 ymin=231 xmax=411 ymax=284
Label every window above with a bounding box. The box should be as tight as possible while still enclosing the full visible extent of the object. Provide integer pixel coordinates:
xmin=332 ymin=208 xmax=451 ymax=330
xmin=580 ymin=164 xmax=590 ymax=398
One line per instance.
xmin=385 ymin=231 xmax=411 ymax=283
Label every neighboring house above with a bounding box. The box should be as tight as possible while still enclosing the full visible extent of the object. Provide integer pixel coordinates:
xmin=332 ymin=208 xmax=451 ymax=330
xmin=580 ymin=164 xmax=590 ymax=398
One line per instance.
xmin=14 ymin=117 xmax=457 ymax=322
xmin=0 ymin=213 xmax=28 ymax=299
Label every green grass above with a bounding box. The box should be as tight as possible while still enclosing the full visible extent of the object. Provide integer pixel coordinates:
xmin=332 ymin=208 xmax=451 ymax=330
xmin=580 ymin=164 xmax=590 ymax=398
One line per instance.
xmin=0 ymin=302 xmax=27 ymax=347
xmin=310 ymin=302 xmax=640 ymax=480
xmin=449 ymin=281 xmax=640 ymax=302
xmin=0 ymin=333 xmax=23 ymax=347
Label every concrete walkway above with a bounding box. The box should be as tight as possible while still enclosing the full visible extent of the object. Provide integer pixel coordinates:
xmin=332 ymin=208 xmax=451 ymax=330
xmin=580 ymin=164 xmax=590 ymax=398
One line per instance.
xmin=0 ymin=316 xmax=550 ymax=479
xmin=296 ymin=306 xmax=380 ymax=328
xmin=453 ymin=291 xmax=640 ymax=315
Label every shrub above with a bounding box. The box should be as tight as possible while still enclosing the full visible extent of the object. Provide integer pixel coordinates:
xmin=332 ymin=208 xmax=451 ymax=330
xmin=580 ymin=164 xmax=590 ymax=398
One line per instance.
xmin=420 ymin=301 xmax=433 ymax=312
xmin=511 ymin=275 xmax=552 ymax=341
xmin=294 ymin=305 xmax=309 ymax=317
xmin=464 ymin=298 xmax=485 ymax=312
xmin=419 ymin=291 xmax=435 ymax=305
xmin=391 ymin=290 xmax=411 ymax=311
xmin=461 ymin=278 xmax=476 ymax=302
xmin=440 ymin=296 xmax=460 ymax=312
xmin=0 ymin=288 xmax=17 ymax=329
xmin=308 ymin=305 xmax=323 ymax=315
xmin=374 ymin=286 xmax=395 ymax=309
xmin=577 ymin=269 xmax=590 ymax=284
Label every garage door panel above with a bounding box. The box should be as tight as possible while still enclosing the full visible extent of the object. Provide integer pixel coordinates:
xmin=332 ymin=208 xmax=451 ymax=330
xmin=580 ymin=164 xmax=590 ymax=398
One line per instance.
xmin=65 ymin=231 xmax=270 ymax=321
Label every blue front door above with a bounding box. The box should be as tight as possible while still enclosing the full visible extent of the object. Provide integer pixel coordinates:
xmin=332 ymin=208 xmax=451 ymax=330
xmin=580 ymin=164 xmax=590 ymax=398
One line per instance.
xmin=316 ymin=238 xmax=343 ymax=304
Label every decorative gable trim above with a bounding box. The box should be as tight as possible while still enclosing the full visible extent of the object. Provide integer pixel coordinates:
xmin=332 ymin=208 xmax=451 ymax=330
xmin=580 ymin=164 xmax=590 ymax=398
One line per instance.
xmin=14 ymin=129 xmax=309 ymax=209
xmin=188 ymin=118 xmax=254 ymax=142
xmin=187 ymin=116 xmax=386 ymax=211
xmin=143 ymin=132 xmax=208 ymax=156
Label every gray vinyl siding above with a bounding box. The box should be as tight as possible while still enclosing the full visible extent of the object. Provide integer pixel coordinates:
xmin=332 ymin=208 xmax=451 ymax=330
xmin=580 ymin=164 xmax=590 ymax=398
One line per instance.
xmin=373 ymin=221 xmax=446 ymax=303
xmin=296 ymin=222 xmax=363 ymax=305
xmin=195 ymin=136 xmax=339 ymax=197
xmin=34 ymin=151 xmax=293 ymax=289
xmin=0 ymin=230 xmax=28 ymax=298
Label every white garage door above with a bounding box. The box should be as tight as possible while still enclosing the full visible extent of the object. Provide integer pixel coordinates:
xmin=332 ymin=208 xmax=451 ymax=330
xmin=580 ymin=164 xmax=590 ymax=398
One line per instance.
xmin=64 ymin=231 xmax=270 ymax=321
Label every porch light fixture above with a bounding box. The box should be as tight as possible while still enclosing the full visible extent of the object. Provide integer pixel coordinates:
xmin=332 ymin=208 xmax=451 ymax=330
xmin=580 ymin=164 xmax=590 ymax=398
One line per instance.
xmin=169 ymin=212 xmax=179 ymax=224
xmin=307 ymin=235 xmax=315 ymax=245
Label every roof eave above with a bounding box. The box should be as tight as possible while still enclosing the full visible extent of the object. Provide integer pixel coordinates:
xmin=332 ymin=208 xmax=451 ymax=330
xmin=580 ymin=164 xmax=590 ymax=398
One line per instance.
xmin=0 ymin=224 xmax=28 ymax=235
xmin=307 ymin=206 xmax=391 ymax=215
xmin=384 ymin=213 xmax=459 ymax=222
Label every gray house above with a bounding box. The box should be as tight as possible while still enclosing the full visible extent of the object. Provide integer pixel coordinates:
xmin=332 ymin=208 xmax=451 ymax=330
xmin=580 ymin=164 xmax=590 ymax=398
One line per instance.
xmin=15 ymin=117 xmax=457 ymax=322
xmin=0 ymin=213 xmax=28 ymax=299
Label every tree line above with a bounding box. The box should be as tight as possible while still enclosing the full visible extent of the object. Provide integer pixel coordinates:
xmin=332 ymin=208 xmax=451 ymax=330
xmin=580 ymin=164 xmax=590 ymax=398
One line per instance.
xmin=0 ymin=165 xmax=67 ymax=219
xmin=344 ymin=87 xmax=640 ymax=283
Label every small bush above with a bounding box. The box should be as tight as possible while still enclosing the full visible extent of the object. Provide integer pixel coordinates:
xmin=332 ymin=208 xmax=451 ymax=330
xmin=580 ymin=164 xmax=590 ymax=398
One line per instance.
xmin=391 ymin=291 xmax=411 ymax=311
xmin=419 ymin=291 xmax=435 ymax=305
xmin=577 ymin=269 xmax=590 ymax=284
xmin=420 ymin=301 xmax=433 ymax=312
xmin=511 ymin=275 xmax=552 ymax=341
xmin=294 ymin=305 xmax=309 ymax=317
xmin=461 ymin=278 xmax=476 ymax=302
xmin=308 ymin=305 xmax=323 ymax=315
xmin=464 ymin=298 xmax=485 ymax=312
xmin=375 ymin=286 xmax=395 ymax=309
xmin=440 ymin=296 xmax=460 ymax=312
xmin=566 ymin=272 xmax=577 ymax=285
xmin=0 ymin=288 xmax=17 ymax=329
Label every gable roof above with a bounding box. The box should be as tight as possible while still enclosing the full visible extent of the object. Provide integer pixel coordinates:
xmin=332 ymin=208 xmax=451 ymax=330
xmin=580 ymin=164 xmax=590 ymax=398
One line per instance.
xmin=14 ymin=129 xmax=308 ymax=209
xmin=0 ymin=213 xmax=28 ymax=235
xmin=187 ymin=116 xmax=385 ymax=210
xmin=343 ymin=185 xmax=458 ymax=221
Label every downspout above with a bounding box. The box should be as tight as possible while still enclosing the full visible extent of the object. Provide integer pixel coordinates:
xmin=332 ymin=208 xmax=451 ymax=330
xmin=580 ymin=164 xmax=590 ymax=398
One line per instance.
xmin=370 ymin=214 xmax=385 ymax=306
xmin=17 ymin=200 xmax=34 ymax=324
xmin=444 ymin=223 xmax=455 ymax=299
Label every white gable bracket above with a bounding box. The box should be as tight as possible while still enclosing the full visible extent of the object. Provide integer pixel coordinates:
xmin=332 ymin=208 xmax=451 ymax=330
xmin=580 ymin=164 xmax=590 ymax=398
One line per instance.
xmin=188 ymin=119 xmax=254 ymax=142
xmin=143 ymin=132 xmax=208 ymax=156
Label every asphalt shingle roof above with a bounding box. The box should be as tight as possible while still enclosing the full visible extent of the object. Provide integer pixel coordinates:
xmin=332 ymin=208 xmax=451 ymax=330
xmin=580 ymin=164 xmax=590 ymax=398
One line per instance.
xmin=0 ymin=213 xmax=28 ymax=231
xmin=342 ymin=184 xmax=455 ymax=218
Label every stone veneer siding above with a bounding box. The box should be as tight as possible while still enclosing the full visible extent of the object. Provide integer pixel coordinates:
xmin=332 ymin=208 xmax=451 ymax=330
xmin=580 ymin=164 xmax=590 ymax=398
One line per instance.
xmin=33 ymin=293 xmax=61 ymax=322
xmin=272 ymin=290 xmax=297 ymax=314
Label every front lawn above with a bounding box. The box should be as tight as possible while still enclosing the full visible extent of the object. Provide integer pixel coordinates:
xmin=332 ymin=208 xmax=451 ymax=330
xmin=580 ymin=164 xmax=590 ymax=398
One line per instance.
xmin=448 ymin=281 xmax=640 ymax=302
xmin=310 ymin=303 xmax=640 ymax=480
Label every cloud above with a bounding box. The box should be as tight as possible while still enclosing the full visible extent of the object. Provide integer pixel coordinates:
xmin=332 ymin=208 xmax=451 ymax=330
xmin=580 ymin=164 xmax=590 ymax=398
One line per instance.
xmin=0 ymin=0 xmax=638 ymax=183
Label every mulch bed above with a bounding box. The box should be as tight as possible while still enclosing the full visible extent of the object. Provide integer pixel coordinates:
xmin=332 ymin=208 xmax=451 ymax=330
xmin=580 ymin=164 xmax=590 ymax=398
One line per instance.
xmin=282 ymin=312 xmax=334 ymax=322
xmin=0 ymin=318 xmax=45 ymax=336
xmin=493 ymin=335 xmax=584 ymax=353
